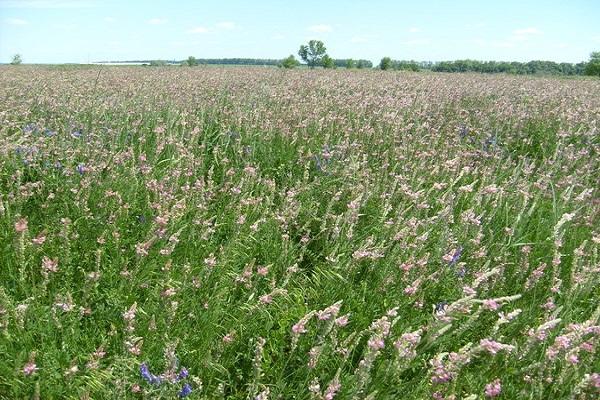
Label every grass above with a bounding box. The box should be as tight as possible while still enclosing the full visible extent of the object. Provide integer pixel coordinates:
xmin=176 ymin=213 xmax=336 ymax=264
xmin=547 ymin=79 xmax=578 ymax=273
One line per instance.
xmin=0 ymin=65 xmax=598 ymax=399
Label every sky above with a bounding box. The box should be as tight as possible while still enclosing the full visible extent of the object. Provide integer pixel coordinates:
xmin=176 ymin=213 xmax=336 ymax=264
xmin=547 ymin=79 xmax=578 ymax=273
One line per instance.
xmin=1 ymin=0 xmax=599 ymax=64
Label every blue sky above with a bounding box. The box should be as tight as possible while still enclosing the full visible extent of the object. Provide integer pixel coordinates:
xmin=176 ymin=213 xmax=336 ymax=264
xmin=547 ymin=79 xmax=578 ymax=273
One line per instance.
xmin=1 ymin=0 xmax=599 ymax=64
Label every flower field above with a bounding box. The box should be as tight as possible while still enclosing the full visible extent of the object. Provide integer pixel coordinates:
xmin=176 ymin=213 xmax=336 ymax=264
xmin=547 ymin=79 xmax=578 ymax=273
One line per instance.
xmin=0 ymin=65 xmax=599 ymax=399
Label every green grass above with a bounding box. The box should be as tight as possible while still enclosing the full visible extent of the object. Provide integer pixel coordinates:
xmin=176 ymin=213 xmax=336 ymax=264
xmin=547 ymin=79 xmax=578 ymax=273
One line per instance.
xmin=0 ymin=66 xmax=598 ymax=399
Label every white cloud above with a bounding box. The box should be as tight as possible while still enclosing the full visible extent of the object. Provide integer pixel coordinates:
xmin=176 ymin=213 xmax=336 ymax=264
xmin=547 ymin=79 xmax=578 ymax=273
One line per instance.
xmin=408 ymin=27 xmax=420 ymax=33
xmin=148 ymin=18 xmax=166 ymax=25
xmin=0 ymin=0 xmax=95 ymax=8
xmin=308 ymin=24 xmax=333 ymax=33
xmin=188 ymin=26 xmax=209 ymax=34
xmin=513 ymin=27 xmax=541 ymax=35
xmin=5 ymin=17 xmax=27 ymax=25
xmin=216 ymin=21 xmax=235 ymax=30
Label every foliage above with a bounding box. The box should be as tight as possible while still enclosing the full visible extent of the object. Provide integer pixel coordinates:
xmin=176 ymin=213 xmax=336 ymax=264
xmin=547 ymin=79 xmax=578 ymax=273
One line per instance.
xmin=298 ymin=40 xmax=327 ymax=68
xmin=280 ymin=55 xmax=300 ymax=69
xmin=149 ymin=60 xmax=168 ymax=66
xmin=184 ymin=56 xmax=198 ymax=67
xmin=10 ymin=54 xmax=22 ymax=65
xmin=321 ymin=55 xmax=335 ymax=69
xmin=379 ymin=56 xmax=392 ymax=70
xmin=585 ymin=51 xmax=600 ymax=77
xmin=345 ymin=59 xmax=356 ymax=69
xmin=0 ymin=66 xmax=599 ymax=399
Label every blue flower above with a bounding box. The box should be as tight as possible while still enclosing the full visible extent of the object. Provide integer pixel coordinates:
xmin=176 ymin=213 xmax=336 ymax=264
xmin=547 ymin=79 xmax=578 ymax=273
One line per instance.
xmin=449 ymin=247 xmax=463 ymax=266
xmin=178 ymin=383 xmax=192 ymax=398
xmin=71 ymin=130 xmax=82 ymax=139
xmin=177 ymin=367 xmax=189 ymax=381
xmin=76 ymin=163 xmax=86 ymax=175
xmin=140 ymin=363 xmax=162 ymax=385
xmin=45 ymin=129 xmax=57 ymax=137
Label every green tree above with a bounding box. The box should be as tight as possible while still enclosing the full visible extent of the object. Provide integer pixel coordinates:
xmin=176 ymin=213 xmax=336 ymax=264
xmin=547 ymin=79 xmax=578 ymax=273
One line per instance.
xmin=185 ymin=56 xmax=198 ymax=66
xmin=321 ymin=54 xmax=335 ymax=69
xmin=298 ymin=40 xmax=327 ymax=69
xmin=585 ymin=51 xmax=600 ymax=77
xmin=345 ymin=59 xmax=356 ymax=69
xmin=280 ymin=55 xmax=300 ymax=69
xmin=379 ymin=57 xmax=392 ymax=70
xmin=10 ymin=54 xmax=22 ymax=65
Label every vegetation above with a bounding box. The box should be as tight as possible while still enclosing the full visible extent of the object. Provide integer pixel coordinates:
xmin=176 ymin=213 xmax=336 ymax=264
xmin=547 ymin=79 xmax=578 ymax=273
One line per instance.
xmin=10 ymin=54 xmax=22 ymax=65
xmin=0 ymin=66 xmax=599 ymax=399
xmin=378 ymin=57 xmax=590 ymax=75
xmin=183 ymin=56 xmax=198 ymax=67
xmin=149 ymin=60 xmax=169 ymax=66
xmin=298 ymin=40 xmax=328 ymax=69
xmin=379 ymin=56 xmax=392 ymax=70
xmin=585 ymin=52 xmax=600 ymax=77
xmin=321 ymin=55 xmax=335 ymax=69
xmin=280 ymin=55 xmax=300 ymax=69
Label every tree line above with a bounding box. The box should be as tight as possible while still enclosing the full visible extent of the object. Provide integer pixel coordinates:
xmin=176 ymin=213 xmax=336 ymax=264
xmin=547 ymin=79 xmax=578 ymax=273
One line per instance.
xmin=378 ymin=57 xmax=591 ymax=75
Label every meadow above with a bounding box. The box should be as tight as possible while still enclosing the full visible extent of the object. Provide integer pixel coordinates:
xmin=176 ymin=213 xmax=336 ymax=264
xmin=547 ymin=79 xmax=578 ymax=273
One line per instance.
xmin=0 ymin=65 xmax=598 ymax=399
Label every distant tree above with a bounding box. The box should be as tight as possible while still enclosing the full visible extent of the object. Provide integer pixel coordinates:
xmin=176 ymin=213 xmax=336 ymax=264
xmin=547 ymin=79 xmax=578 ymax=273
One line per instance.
xmin=280 ymin=54 xmax=300 ymax=69
xmin=356 ymin=59 xmax=372 ymax=69
xmin=379 ymin=57 xmax=392 ymax=70
xmin=298 ymin=40 xmax=327 ymax=68
xmin=185 ymin=56 xmax=198 ymax=66
xmin=346 ymin=59 xmax=356 ymax=69
xmin=150 ymin=60 xmax=167 ymax=66
xmin=10 ymin=54 xmax=22 ymax=65
xmin=585 ymin=52 xmax=600 ymax=77
xmin=321 ymin=54 xmax=335 ymax=69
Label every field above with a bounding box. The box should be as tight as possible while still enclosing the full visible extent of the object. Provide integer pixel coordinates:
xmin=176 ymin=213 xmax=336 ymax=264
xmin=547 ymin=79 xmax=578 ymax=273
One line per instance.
xmin=0 ymin=66 xmax=599 ymax=399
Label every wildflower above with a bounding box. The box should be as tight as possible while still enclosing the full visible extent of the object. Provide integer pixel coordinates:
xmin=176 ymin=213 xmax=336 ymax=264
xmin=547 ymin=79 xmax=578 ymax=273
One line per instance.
xmin=484 ymin=379 xmax=502 ymax=398
xmin=259 ymin=294 xmax=273 ymax=304
xmin=76 ymin=163 xmax=86 ymax=175
xmin=15 ymin=217 xmax=28 ymax=233
xmin=479 ymin=339 xmax=514 ymax=355
xmin=42 ymin=256 xmax=59 ymax=273
xmin=140 ymin=363 xmax=162 ymax=385
xmin=23 ymin=360 xmax=38 ymax=376
xmin=32 ymin=232 xmax=46 ymax=245
xmin=334 ymin=314 xmax=349 ymax=327
xmin=178 ymin=383 xmax=192 ymax=398
xmin=177 ymin=367 xmax=189 ymax=381
xmin=324 ymin=377 xmax=341 ymax=400
xmin=482 ymin=299 xmax=500 ymax=311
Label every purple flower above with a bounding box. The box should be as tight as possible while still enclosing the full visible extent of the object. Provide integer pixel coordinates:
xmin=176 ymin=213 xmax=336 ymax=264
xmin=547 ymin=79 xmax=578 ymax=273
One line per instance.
xmin=76 ymin=163 xmax=86 ymax=175
xmin=449 ymin=247 xmax=463 ymax=266
xmin=178 ymin=383 xmax=192 ymax=398
xmin=140 ymin=363 xmax=162 ymax=385
xmin=177 ymin=367 xmax=188 ymax=381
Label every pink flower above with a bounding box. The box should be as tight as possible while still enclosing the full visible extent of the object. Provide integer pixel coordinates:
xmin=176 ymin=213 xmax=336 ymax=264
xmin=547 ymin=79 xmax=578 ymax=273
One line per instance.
xmin=485 ymin=379 xmax=502 ymax=398
xmin=334 ymin=315 xmax=349 ymax=327
xmin=23 ymin=361 xmax=37 ymax=376
xmin=42 ymin=256 xmax=58 ymax=273
xmin=292 ymin=321 xmax=307 ymax=334
xmin=367 ymin=337 xmax=385 ymax=350
xmin=15 ymin=217 xmax=28 ymax=233
xmin=482 ymin=299 xmax=499 ymax=311
xmin=259 ymin=294 xmax=272 ymax=304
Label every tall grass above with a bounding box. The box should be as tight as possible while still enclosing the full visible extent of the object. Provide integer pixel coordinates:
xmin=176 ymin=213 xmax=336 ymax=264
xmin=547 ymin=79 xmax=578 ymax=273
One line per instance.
xmin=0 ymin=66 xmax=598 ymax=399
